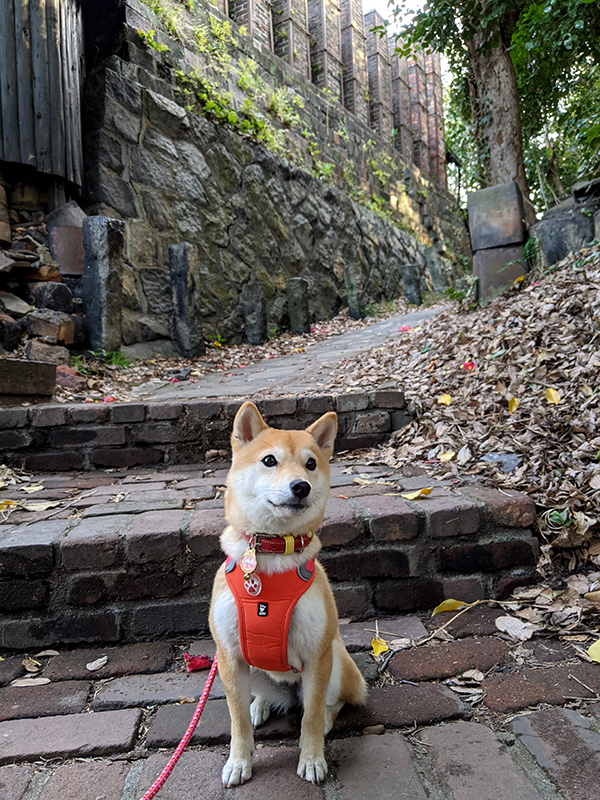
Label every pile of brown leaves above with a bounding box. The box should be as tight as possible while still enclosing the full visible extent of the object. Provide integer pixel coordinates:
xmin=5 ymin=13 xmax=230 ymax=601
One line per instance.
xmin=328 ymin=245 xmax=600 ymax=569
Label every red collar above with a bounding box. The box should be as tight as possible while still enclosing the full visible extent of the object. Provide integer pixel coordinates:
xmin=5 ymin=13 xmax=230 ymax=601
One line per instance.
xmin=241 ymin=531 xmax=313 ymax=554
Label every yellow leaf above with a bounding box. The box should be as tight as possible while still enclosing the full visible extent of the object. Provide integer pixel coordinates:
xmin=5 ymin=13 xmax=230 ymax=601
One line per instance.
xmin=21 ymin=500 xmax=62 ymax=512
xmin=546 ymin=388 xmax=561 ymax=405
xmin=513 ymin=275 xmax=525 ymax=285
xmin=0 ymin=499 xmax=17 ymax=512
xmin=508 ymin=397 xmax=519 ymax=414
xmin=20 ymin=485 xmax=45 ymax=494
xmin=439 ymin=451 xmax=456 ymax=463
xmin=438 ymin=394 xmax=452 ymax=406
xmin=401 ymin=487 xmax=433 ymax=500
xmin=432 ymin=598 xmax=470 ymax=616
xmin=587 ymin=638 xmax=600 ymax=663
xmin=371 ymin=636 xmax=389 ymax=658
xmin=580 ymin=384 xmax=593 ymax=398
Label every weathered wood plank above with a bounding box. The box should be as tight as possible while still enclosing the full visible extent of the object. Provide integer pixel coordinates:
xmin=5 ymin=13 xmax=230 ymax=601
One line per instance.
xmin=0 ymin=0 xmax=20 ymax=163
xmin=14 ymin=0 xmax=36 ymax=167
xmin=72 ymin=0 xmax=85 ymax=187
xmin=0 ymin=359 xmax=57 ymax=396
xmin=46 ymin=0 xmax=66 ymax=178
xmin=61 ymin=0 xmax=74 ymax=182
xmin=30 ymin=0 xmax=52 ymax=174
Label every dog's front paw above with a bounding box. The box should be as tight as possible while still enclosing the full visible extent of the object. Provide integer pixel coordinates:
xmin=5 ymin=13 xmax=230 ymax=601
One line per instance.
xmin=250 ymin=697 xmax=271 ymax=728
xmin=297 ymin=755 xmax=328 ymax=784
xmin=222 ymin=755 xmax=252 ymax=787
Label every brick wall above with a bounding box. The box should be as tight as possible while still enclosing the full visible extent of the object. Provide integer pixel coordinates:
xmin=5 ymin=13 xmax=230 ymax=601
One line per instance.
xmin=0 ymin=468 xmax=538 ymax=649
xmin=0 ymin=390 xmax=411 ymax=472
xmin=339 ymin=0 xmax=368 ymax=125
xmin=390 ymin=41 xmax=413 ymax=161
xmin=425 ymin=52 xmax=447 ymax=189
xmin=272 ymin=0 xmax=311 ymax=79
xmin=364 ymin=10 xmax=394 ymax=141
xmin=307 ymin=0 xmax=344 ymax=101
xmin=229 ymin=0 xmax=273 ymax=51
xmin=408 ymin=50 xmax=430 ymax=178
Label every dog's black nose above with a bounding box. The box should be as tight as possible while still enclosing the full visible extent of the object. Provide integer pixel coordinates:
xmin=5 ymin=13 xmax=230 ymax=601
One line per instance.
xmin=290 ymin=480 xmax=311 ymax=499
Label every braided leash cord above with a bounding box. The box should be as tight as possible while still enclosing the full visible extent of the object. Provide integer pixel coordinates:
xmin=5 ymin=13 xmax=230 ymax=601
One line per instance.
xmin=139 ymin=656 xmax=219 ymax=800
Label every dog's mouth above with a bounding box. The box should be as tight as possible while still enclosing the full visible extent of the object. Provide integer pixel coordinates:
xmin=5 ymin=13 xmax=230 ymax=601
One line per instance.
xmin=268 ymin=499 xmax=308 ymax=513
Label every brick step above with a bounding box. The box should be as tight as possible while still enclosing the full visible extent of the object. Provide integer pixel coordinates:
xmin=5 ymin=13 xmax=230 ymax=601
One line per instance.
xmin=0 ymin=390 xmax=410 ymax=471
xmin=0 ymin=462 xmax=537 ymax=649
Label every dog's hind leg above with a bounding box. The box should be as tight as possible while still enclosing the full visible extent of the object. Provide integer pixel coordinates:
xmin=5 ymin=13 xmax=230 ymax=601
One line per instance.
xmin=250 ymin=669 xmax=296 ymax=727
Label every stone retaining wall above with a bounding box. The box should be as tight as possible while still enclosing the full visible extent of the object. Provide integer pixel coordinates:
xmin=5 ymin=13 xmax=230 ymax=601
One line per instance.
xmin=0 ymin=463 xmax=538 ymax=649
xmin=0 ymin=390 xmax=410 ymax=472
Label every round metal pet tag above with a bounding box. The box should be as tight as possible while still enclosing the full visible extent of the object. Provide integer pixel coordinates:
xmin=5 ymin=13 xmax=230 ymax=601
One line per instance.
xmin=240 ymin=552 xmax=257 ymax=574
xmin=244 ymin=574 xmax=262 ymax=596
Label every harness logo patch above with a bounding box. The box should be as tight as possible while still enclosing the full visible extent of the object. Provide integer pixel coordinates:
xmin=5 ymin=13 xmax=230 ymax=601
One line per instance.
xmin=257 ymin=602 xmax=268 ymax=617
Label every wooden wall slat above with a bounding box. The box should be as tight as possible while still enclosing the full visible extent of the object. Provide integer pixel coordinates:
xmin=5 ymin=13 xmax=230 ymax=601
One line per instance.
xmin=30 ymin=0 xmax=52 ymax=174
xmin=45 ymin=0 xmax=67 ymax=179
xmin=0 ymin=0 xmax=20 ymax=163
xmin=14 ymin=0 xmax=35 ymax=167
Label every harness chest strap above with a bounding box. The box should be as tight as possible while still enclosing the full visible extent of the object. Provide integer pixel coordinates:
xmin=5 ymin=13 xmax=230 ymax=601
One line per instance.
xmin=224 ymin=557 xmax=315 ymax=673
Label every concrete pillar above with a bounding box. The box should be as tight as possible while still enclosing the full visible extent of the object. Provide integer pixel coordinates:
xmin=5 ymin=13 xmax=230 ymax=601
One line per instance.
xmin=82 ymin=216 xmax=124 ymax=353
xmin=168 ymin=242 xmax=205 ymax=358
xmin=286 ymin=277 xmax=310 ymax=333
xmin=340 ymin=0 xmax=368 ymax=125
xmin=389 ymin=42 xmax=414 ymax=162
xmin=240 ymin=283 xmax=267 ymax=344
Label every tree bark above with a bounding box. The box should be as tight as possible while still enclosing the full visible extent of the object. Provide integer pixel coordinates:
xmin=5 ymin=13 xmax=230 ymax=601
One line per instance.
xmin=466 ymin=32 xmax=537 ymax=226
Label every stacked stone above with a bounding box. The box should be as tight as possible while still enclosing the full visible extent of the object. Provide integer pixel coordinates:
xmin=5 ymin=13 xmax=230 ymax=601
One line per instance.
xmin=425 ymin=52 xmax=446 ymax=189
xmin=364 ymin=10 xmax=393 ymax=140
xmin=389 ymin=40 xmax=413 ymax=162
xmin=339 ymin=0 xmax=369 ymax=125
xmin=408 ymin=49 xmax=429 ymax=178
xmin=307 ymin=0 xmax=344 ymax=102
xmin=272 ymin=0 xmax=311 ymax=79
xmin=228 ymin=0 xmax=273 ymax=52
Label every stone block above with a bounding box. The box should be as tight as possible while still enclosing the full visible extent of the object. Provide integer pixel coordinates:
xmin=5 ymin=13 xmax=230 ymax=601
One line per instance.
xmin=42 ymin=762 xmax=131 ymax=800
xmin=388 ymin=637 xmax=508 ymax=682
xmin=457 ymin=484 xmax=536 ymax=528
xmin=330 ymin=734 xmax=428 ymax=800
xmin=0 ymin=657 xmax=25 ymax=687
xmin=473 ymin=244 xmax=529 ymax=304
xmin=67 ymin=574 xmax=109 ymax=606
xmin=133 ymin=751 xmax=224 ymax=800
xmin=24 ymin=451 xmax=85 ymax=471
xmin=0 ymin=430 xmax=32 ymax=450
xmin=1 ymin=610 xmax=120 ymax=649
xmin=25 ymin=308 xmax=75 ymax=344
xmin=44 ymin=642 xmax=172 ymax=681
xmin=300 ymin=395 xmax=334 ymax=414
xmin=169 ymin=242 xmax=205 ymax=357
xmin=60 ymin=515 xmax=131 ymax=570
xmin=484 ymin=663 xmax=600 ymax=713
xmin=339 ymin=616 xmax=428 ymax=651
xmin=92 ymin=671 xmax=224 ymax=711
xmin=111 ymin=570 xmax=183 ymax=601
xmin=68 ymin=405 xmax=109 ymax=424
xmin=0 ymin=520 xmax=70 ymax=576
xmin=82 ymin=216 xmax=125 ymax=353
xmin=332 ymin=582 xmax=370 ymax=618
xmin=439 ymin=538 xmax=538 ymax=572
xmin=0 ymin=578 xmax=47 ymax=611
xmin=286 ymin=277 xmax=310 ymax=333
xmin=467 ymin=182 xmax=526 ymax=250
xmin=532 ymin=206 xmax=595 ymax=266
xmin=0 ymin=709 xmax=141 ymax=764
xmin=239 ymin=282 xmax=267 ymax=344
xmin=0 ymin=314 xmax=21 ymax=351
xmin=130 ymin=599 xmax=210 ymax=638
xmin=355 ymin=495 xmax=419 ymax=541
xmin=0 ymin=680 xmax=91 ymax=721
xmin=374 ymin=577 xmax=444 ymax=612
xmin=419 ymin=494 xmax=480 ymax=537
xmin=90 ymin=448 xmax=163 ymax=468
xmin=25 ymin=281 xmax=74 ymax=313
xmin=0 ymin=408 xmax=28 ymax=427
xmin=353 ymin=410 xmax=391 ymax=434
xmin=323 ymin=547 xmax=410 ymax=581
xmin=55 ymin=365 xmax=87 ymax=391
xmin=24 ymin=339 xmax=70 ymax=365
xmin=111 ymin=403 xmax=146 ymax=423
xmin=146 ymin=402 xmax=183 ymax=420
xmin=124 ymin=510 xmax=187 ymax=563
xmin=371 ymin=389 xmax=405 ymax=408
xmin=336 ymin=392 xmax=370 ymax=412
xmin=0 ymin=764 xmax=34 ymax=800
xmin=319 ymin=496 xmax=362 ymax=547
xmin=421 ymin=721 xmax=545 ymax=800
xmin=257 ymin=397 xmax=297 ymax=417
xmin=188 ymin=507 xmax=225 ymax=557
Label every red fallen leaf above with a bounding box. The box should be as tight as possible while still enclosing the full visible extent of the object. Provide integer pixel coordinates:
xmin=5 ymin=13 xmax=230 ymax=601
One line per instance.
xmin=461 ymin=361 xmax=475 ymax=370
xmin=267 ymin=354 xmax=275 ymax=359
xmin=183 ymin=653 xmax=213 ymax=672
xmin=337 ymin=494 xmax=348 ymax=499
xmin=398 ymin=325 xmax=411 ymax=331
xmin=102 ymin=396 xmax=116 ymax=403
xmin=170 ymin=378 xmax=179 ymax=383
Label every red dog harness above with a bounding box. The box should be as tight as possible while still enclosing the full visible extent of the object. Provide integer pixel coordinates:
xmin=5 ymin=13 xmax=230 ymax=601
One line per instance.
xmin=225 ymin=556 xmax=315 ymax=672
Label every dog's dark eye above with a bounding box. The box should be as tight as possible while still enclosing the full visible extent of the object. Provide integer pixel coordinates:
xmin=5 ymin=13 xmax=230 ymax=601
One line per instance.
xmin=262 ymin=454 xmax=277 ymax=467
xmin=306 ymin=457 xmax=317 ymax=471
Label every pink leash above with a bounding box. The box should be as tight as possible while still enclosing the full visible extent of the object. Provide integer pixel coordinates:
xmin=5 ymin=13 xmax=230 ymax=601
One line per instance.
xmin=139 ymin=656 xmax=219 ymax=800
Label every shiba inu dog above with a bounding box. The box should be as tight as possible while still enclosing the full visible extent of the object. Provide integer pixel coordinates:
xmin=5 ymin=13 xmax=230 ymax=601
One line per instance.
xmin=209 ymin=401 xmax=367 ymax=787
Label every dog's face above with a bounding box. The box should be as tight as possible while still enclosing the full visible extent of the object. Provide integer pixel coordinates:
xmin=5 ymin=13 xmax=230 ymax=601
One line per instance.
xmin=225 ymin=402 xmax=337 ymax=534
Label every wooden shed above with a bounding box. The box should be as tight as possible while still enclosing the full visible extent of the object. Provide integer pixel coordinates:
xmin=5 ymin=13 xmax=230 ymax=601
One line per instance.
xmin=0 ymin=0 xmax=85 ymax=188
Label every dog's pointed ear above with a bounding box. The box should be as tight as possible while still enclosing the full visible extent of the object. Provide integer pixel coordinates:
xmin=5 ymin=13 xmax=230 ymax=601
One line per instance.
xmin=306 ymin=412 xmax=337 ymax=455
xmin=232 ymin=402 xmax=268 ymax=450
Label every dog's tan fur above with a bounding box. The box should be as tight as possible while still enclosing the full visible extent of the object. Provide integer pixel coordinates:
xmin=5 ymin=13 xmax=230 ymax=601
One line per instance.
xmin=209 ymin=402 xmax=367 ymax=786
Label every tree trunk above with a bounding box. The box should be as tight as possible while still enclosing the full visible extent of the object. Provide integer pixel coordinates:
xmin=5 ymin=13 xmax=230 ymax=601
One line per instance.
xmin=466 ymin=33 xmax=537 ymax=226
